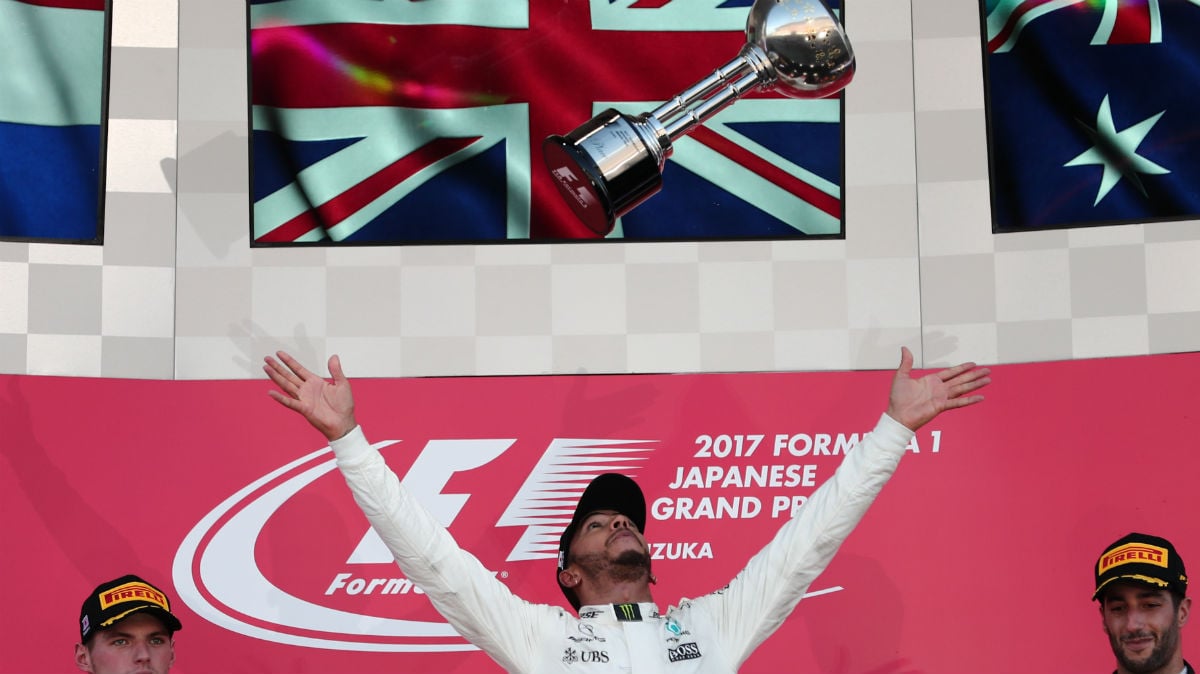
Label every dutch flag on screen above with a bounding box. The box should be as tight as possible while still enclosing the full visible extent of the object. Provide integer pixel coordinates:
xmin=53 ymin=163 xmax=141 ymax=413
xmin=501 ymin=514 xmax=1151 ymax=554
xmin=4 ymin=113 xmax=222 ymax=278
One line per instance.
xmin=0 ymin=0 xmax=106 ymax=242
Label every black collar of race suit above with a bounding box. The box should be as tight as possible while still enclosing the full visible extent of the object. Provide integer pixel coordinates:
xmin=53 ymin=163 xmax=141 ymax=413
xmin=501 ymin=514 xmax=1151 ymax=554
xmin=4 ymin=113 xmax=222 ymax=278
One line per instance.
xmin=1113 ymin=661 xmax=1193 ymax=674
xmin=575 ymin=603 xmax=660 ymax=622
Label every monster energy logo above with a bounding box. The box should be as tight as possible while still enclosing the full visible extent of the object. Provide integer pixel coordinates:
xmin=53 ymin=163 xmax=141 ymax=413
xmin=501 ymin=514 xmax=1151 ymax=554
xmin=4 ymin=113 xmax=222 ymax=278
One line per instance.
xmin=613 ymin=603 xmax=642 ymax=621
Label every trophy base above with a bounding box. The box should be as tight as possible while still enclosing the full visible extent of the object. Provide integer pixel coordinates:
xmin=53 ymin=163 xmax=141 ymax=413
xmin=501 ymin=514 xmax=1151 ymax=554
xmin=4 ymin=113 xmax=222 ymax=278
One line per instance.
xmin=543 ymin=136 xmax=616 ymax=236
xmin=543 ymin=109 xmax=666 ymax=237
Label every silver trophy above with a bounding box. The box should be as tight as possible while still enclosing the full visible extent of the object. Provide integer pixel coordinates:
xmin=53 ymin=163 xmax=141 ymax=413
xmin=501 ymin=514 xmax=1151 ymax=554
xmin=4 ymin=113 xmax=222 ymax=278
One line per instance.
xmin=543 ymin=0 xmax=855 ymax=236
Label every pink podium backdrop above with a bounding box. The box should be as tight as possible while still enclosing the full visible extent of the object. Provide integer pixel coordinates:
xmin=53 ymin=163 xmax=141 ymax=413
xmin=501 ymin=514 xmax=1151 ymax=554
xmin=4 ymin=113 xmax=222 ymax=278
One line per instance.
xmin=3 ymin=353 xmax=1198 ymax=673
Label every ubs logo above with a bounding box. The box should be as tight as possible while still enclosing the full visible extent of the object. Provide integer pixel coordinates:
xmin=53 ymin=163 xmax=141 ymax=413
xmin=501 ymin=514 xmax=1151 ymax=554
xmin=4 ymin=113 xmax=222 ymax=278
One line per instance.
xmin=562 ymin=647 xmax=611 ymax=664
xmin=173 ymin=437 xmax=653 ymax=651
xmin=582 ymin=650 xmax=610 ymax=663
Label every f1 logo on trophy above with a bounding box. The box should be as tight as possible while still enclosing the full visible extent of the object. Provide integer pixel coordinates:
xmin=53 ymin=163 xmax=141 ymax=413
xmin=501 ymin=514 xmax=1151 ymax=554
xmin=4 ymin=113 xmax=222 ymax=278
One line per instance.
xmin=543 ymin=0 xmax=855 ymax=236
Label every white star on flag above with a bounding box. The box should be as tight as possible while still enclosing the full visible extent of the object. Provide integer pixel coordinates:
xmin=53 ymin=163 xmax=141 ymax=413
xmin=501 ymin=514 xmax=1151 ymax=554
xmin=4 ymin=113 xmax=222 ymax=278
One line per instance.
xmin=1064 ymin=94 xmax=1169 ymax=206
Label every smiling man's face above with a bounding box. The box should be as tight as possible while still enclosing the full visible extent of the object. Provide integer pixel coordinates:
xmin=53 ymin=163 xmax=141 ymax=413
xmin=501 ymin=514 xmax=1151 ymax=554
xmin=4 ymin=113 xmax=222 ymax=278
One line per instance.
xmin=1100 ymin=583 xmax=1190 ymax=674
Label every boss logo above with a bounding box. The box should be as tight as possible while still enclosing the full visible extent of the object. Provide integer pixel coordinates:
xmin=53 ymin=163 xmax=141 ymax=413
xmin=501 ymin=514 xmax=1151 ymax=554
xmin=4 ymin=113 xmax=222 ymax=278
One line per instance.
xmin=667 ymin=642 xmax=702 ymax=662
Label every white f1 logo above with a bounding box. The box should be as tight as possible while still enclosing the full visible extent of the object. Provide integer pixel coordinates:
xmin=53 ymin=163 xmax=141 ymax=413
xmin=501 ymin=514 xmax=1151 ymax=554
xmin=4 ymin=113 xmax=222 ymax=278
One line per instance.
xmin=346 ymin=439 xmax=516 ymax=564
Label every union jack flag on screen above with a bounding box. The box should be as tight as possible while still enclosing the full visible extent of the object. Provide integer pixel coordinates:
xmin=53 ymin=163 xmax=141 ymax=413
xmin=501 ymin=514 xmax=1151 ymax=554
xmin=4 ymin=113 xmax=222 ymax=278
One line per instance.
xmin=0 ymin=0 xmax=107 ymax=243
xmin=981 ymin=0 xmax=1200 ymax=232
xmin=250 ymin=0 xmax=847 ymax=244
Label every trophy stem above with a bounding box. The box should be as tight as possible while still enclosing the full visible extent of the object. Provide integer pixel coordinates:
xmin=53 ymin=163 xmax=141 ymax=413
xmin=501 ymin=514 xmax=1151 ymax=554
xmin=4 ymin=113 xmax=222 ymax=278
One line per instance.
xmin=650 ymin=45 xmax=776 ymax=141
xmin=648 ymin=56 xmax=756 ymax=129
xmin=660 ymin=70 xmax=761 ymax=140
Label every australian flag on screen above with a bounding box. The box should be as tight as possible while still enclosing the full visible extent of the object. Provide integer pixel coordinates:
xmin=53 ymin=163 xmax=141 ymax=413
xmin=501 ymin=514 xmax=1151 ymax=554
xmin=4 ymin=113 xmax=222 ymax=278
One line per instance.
xmin=0 ymin=0 xmax=106 ymax=243
xmin=982 ymin=0 xmax=1200 ymax=232
xmin=250 ymin=0 xmax=847 ymax=243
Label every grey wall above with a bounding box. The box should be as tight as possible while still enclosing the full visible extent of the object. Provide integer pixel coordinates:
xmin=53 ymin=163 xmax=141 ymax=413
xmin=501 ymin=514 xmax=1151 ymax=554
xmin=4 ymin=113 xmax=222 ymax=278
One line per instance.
xmin=3 ymin=0 xmax=1198 ymax=379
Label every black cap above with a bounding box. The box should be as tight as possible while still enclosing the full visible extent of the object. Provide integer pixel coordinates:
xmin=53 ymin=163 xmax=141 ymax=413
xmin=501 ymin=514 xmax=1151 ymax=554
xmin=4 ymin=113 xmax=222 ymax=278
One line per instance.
xmin=1094 ymin=533 xmax=1188 ymax=601
xmin=80 ymin=575 xmax=183 ymax=643
xmin=556 ymin=473 xmax=647 ymax=610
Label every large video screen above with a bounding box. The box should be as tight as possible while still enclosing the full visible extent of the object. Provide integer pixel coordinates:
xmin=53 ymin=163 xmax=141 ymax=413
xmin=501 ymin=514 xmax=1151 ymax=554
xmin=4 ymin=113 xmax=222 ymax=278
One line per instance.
xmin=0 ymin=0 xmax=109 ymax=244
xmin=980 ymin=0 xmax=1200 ymax=233
xmin=248 ymin=0 xmax=849 ymax=244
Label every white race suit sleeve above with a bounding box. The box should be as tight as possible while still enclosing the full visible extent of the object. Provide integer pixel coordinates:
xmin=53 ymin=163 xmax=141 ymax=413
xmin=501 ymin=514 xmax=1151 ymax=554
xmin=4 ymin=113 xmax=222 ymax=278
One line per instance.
xmin=683 ymin=412 xmax=914 ymax=670
xmin=330 ymin=426 xmax=563 ymax=674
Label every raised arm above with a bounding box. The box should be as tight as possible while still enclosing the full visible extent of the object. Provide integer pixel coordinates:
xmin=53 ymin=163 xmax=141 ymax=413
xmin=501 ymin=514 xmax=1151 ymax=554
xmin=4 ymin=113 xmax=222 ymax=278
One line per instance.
xmin=264 ymin=351 xmax=358 ymax=442
xmin=696 ymin=347 xmax=991 ymax=667
xmin=262 ymin=351 xmax=557 ymax=672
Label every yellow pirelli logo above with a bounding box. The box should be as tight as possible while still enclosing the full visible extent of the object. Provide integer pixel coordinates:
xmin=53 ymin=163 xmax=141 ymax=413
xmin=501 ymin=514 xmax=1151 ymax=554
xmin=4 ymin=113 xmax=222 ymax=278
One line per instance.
xmin=99 ymin=582 xmax=169 ymax=611
xmin=1099 ymin=543 xmax=1169 ymax=574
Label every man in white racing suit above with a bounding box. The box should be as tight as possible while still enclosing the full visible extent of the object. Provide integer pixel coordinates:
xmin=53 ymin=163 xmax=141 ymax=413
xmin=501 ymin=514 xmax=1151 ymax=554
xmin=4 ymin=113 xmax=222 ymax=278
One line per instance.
xmin=264 ymin=348 xmax=989 ymax=673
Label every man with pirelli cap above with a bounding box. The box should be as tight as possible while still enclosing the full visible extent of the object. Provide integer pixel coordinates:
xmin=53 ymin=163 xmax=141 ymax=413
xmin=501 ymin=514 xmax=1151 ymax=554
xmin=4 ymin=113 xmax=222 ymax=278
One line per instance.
xmin=1094 ymin=533 xmax=1192 ymax=674
xmin=74 ymin=574 xmax=182 ymax=674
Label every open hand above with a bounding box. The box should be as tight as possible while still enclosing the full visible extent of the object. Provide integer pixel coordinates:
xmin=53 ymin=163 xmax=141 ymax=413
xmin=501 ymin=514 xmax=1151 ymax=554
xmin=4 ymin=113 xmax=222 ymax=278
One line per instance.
xmin=886 ymin=347 xmax=990 ymax=431
xmin=264 ymin=351 xmax=357 ymax=441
